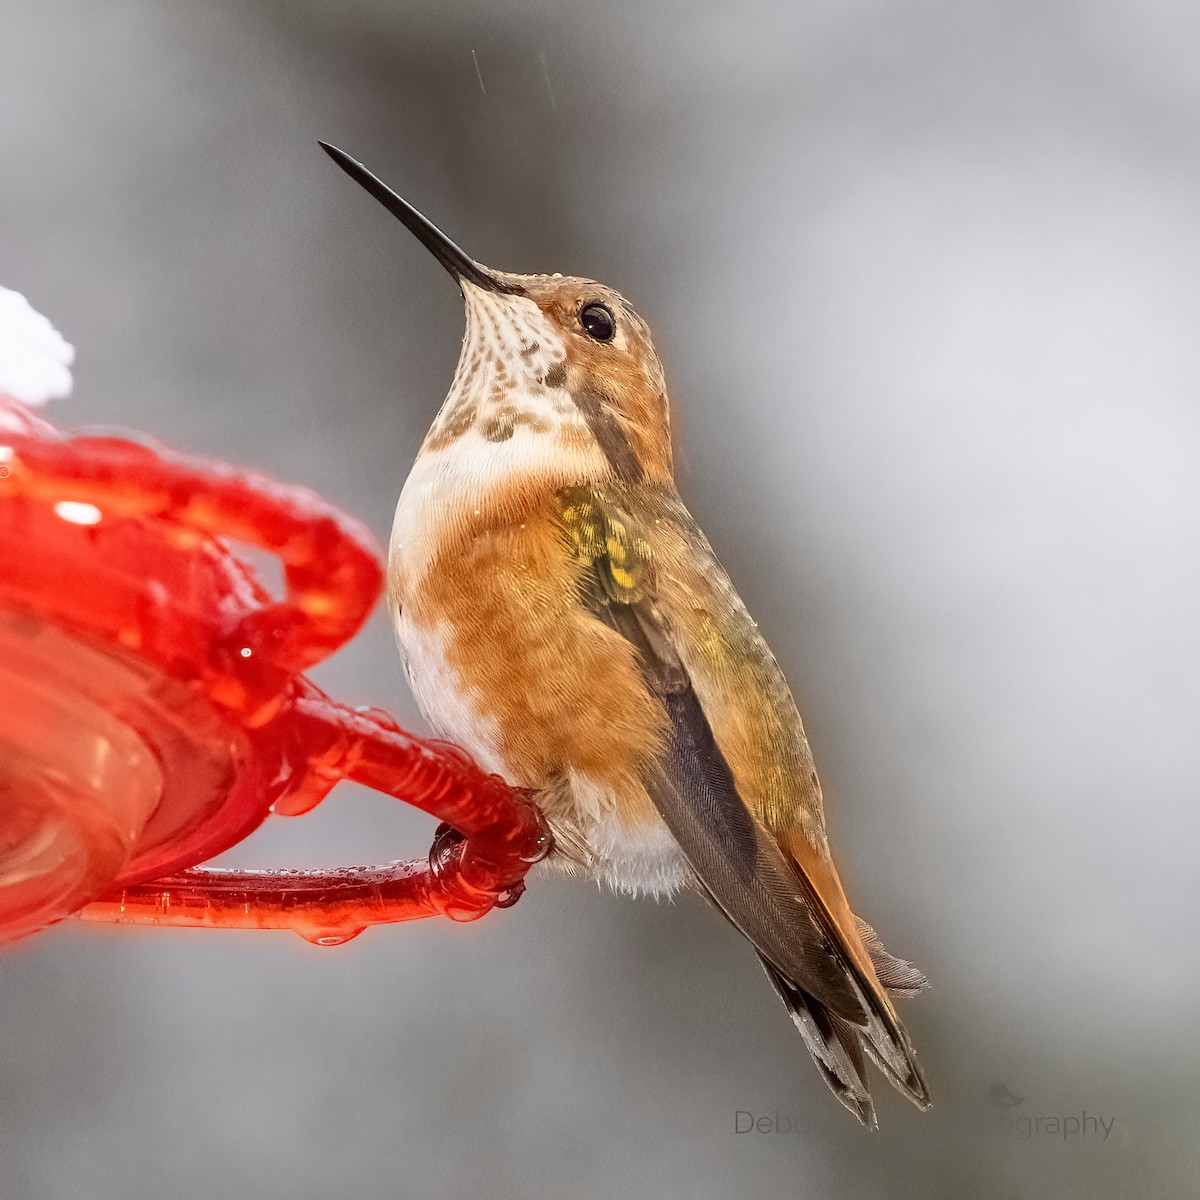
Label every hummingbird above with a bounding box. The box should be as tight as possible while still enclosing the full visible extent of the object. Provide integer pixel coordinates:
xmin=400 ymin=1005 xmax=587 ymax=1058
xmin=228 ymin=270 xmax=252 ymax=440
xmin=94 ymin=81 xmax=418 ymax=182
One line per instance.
xmin=320 ymin=142 xmax=930 ymax=1127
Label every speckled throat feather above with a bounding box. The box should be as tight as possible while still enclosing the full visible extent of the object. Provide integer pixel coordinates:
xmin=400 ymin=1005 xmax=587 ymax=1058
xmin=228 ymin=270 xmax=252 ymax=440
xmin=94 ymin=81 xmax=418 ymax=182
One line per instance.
xmin=422 ymin=283 xmax=588 ymax=453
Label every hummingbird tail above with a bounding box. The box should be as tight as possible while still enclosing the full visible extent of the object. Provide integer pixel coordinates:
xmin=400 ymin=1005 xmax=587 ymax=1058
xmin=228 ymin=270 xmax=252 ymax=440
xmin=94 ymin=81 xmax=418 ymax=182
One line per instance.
xmin=760 ymin=955 xmax=877 ymax=1128
xmin=759 ymin=924 xmax=931 ymax=1127
xmin=768 ymin=838 xmax=931 ymax=1121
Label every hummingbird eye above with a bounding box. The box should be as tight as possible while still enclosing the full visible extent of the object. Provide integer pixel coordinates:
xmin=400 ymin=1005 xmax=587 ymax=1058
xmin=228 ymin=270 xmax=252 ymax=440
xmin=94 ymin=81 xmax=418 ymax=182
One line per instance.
xmin=579 ymin=302 xmax=616 ymax=343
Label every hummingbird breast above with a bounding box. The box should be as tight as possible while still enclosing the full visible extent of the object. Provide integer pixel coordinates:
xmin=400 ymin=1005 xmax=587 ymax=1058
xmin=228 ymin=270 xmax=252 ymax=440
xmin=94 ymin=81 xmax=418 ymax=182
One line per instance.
xmin=389 ymin=445 xmax=689 ymax=895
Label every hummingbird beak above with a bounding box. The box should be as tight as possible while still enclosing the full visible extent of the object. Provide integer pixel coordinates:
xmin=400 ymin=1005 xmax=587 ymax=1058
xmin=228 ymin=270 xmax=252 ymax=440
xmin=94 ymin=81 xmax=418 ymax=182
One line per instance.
xmin=319 ymin=142 xmax=521 ymax=296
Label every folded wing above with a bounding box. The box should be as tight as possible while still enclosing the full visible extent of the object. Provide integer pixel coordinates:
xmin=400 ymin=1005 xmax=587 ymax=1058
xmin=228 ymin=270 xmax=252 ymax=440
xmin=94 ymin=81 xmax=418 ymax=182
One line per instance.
xmin=559 ymin=484 xmax=929 ymax=1124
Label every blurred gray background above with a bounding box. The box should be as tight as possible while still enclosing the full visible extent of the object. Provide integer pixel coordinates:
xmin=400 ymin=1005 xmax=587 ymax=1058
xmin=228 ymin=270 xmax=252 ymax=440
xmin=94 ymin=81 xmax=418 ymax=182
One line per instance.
xmin=3 ymin=1 xmax=1198 ymax=1197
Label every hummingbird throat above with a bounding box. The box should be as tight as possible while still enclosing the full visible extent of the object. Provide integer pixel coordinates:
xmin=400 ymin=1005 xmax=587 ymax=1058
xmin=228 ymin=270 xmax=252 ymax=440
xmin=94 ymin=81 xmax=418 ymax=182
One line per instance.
xmin=422 ymin=285 xmax=588 ymax=455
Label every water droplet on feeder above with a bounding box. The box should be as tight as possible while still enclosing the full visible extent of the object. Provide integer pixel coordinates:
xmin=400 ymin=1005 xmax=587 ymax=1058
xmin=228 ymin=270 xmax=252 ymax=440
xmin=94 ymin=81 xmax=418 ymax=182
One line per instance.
xmin=296 ymin=926 xmax=365 ymax=947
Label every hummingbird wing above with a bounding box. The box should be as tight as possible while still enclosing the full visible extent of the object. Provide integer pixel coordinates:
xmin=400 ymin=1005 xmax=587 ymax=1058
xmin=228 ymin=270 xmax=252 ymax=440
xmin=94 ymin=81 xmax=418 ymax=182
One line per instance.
xmin=561 ymin=484 xmax=928 ymax=1122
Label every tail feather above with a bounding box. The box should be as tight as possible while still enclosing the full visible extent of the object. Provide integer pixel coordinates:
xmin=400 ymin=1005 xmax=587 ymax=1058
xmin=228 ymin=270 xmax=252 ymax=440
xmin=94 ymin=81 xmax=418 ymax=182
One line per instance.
xmin=761 ymin=956 xmax=877 ymax=1127
xmin=772 ymin=835 xmax=930 ymax=1119
xmin=856 ymin=916 xmax=929 ymax=997
xmin=759 ymin=917 xmax=931 ymax=1125
xmin=697 ymin=873 xmax=930 ymax=1124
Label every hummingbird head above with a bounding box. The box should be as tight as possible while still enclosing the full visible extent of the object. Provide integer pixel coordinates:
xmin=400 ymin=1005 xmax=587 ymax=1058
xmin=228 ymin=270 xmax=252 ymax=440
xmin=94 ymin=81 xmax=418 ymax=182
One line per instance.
xmin=320 ymin=143 xmax=673 ymax=485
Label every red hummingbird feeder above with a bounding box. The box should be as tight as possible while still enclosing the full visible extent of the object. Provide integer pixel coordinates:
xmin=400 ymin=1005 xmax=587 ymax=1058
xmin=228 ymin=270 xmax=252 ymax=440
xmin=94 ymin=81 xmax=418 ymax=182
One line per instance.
xmin=0 ymin=385 xmax=549 ymax=948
